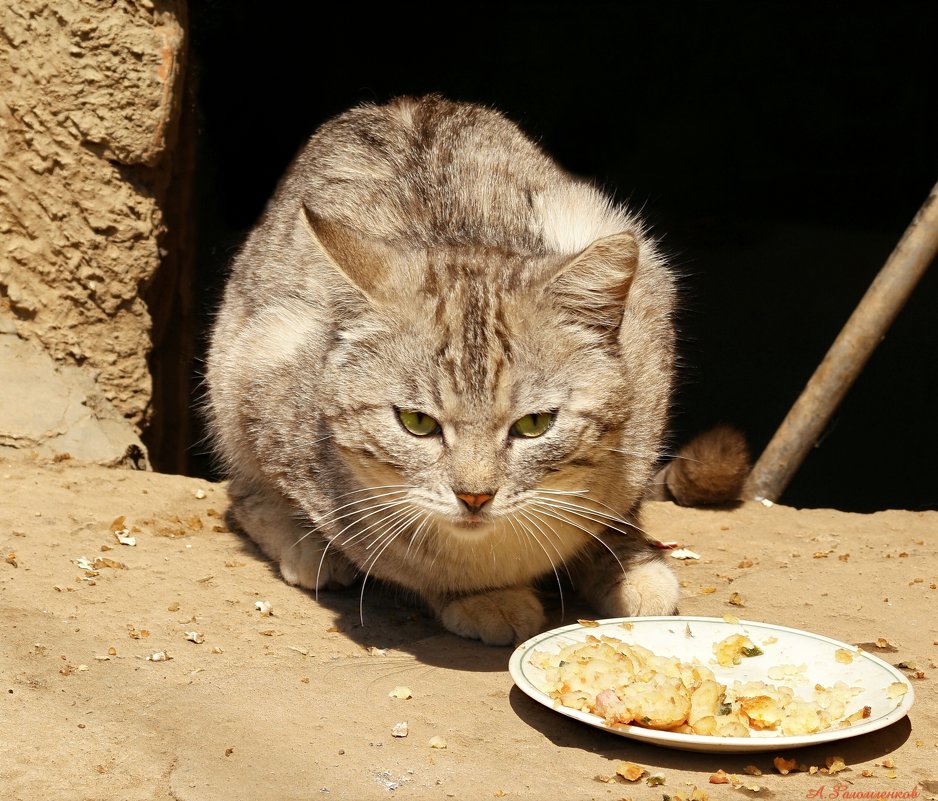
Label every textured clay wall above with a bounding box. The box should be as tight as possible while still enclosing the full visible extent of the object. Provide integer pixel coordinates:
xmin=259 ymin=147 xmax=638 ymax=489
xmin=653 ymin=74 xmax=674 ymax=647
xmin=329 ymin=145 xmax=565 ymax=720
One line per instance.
xmin=0 ymin=0 xmax=186 ymax=461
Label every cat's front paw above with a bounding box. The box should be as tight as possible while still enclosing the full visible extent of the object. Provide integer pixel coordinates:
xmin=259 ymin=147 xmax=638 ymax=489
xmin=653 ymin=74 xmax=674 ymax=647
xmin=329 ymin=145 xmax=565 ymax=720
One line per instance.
xmin=279 ymin=537 xmax=358 ymax=591
xmin=598 ymin=559 xmax=679 ymax=617
xmin=439 ymin=588 xmax=545 ymax=646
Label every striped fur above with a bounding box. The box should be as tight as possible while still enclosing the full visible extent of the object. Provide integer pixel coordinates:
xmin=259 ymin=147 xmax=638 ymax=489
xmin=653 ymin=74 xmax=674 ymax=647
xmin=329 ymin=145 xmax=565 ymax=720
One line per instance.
xmin=205 ymin=96 xmax=681 ymax=645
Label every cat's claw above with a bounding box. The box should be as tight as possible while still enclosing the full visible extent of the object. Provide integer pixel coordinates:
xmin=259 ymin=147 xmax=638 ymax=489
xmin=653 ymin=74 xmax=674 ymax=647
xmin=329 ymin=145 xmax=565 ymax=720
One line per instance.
xmin=438 ymin=588 xmax=545 ymax=646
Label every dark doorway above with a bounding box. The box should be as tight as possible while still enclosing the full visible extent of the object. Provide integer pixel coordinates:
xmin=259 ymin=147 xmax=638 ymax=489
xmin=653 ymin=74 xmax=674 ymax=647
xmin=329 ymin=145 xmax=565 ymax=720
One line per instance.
xmin=168 ymin=2 xmax=937 ymax=512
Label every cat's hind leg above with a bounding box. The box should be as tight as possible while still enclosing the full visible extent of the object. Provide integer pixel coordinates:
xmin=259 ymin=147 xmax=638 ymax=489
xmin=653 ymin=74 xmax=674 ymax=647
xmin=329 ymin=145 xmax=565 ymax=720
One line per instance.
xmin=227 ymin=478 xmax=358 ymax=591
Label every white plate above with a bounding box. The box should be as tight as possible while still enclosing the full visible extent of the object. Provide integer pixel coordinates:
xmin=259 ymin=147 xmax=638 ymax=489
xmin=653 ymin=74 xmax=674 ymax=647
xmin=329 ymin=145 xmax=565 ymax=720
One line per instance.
xmin=509 ymin=616 xmax=915 ymax=753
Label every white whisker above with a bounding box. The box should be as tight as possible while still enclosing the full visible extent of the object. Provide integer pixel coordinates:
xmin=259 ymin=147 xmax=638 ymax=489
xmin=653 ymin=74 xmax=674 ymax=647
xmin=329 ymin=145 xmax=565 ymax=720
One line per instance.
xmin=300 ymin=497 xmax=415 ymax=570
xmin=514 ymin=510 xmax=567 ymax=618
xmin=530 ymin=499 xmax=636 ymax=540
xmin=525 ymin=505 xmax=625 ymax=577
xmin=532 ymin=493 xmax=626 ymax=524
xmin=404 ymin=512 xmax=433 ymax=560
xmin=517 ymin=509 xmax=570 ymax=576
xmin=300 ymin=496 xmax=415 ymax=543
xmin=527 ymin=487 xmax=591 ymax=497
xmin=534 ymin=489 xmax=626 ymax=518
xmin=532 ymin=491 xmax=652 ymax=539
xmin=334 ymin=505 xmax=414 ymax=552
xmin=607 ymin=446 xmax=699 ymax=464
xmin=358 ymin=510 xmax=423 ymax=625
xmin=363 ymin=506 xmax=417 ymax=550
xmin=288 ymin=487 xmax=412 ymax=524
xmin=330 ymin=484 xmax=417 ymax=501
xmin=313 ymin=501 xmax=414 ymax=595
xmin=503 ymin=513 xmax=532 ymax=557
xmin=308 ymin=489 xmax=413 ymax=528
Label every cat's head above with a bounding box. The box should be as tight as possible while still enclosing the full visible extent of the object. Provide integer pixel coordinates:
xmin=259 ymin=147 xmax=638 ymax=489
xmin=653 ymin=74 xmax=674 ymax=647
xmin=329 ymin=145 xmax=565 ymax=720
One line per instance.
xmin=301 ymin=207 xmax=672 ymax=537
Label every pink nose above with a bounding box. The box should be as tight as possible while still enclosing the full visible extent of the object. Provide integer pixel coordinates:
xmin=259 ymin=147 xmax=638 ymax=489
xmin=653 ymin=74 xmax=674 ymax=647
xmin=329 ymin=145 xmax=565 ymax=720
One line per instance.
xmin=455 ymin=492 xmax=495 ymax=512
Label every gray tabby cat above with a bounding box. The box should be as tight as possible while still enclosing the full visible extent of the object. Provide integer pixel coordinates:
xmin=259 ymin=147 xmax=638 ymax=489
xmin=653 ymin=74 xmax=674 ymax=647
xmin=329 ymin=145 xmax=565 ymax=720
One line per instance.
xmin=206 ymin=95 xmax=744 ymax=645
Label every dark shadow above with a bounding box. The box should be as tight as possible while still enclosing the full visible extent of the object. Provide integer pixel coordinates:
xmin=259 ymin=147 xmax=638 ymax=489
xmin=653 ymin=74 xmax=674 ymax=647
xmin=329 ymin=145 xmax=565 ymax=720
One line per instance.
xmin=184 ymin=2 xmax=938 ymax=513
xmin=292 ymin=579 xmax=597 ymax=673
xmin=221 ymin=505 xmax=598 ymax=671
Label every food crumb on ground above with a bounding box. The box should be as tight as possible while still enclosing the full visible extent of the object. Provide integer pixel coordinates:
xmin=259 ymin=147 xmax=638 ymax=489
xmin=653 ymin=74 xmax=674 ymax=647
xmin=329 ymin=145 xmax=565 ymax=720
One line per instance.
xmin=146 ymin=651 xmax=171 ymax=662
xmin=113 ymin=529 xmax=136 ymax=546
xmin=709 ymin=769 xmax=729 ymax=784
xmin=773 ymin=756 xmax=798 ymax=774
xmin=614 ymin=761 xmax=645 ymax=782
xmin=825 ymin=756 xmax=847 ymax=774
xmin=670 ymin=547 xmax=701 ymax=560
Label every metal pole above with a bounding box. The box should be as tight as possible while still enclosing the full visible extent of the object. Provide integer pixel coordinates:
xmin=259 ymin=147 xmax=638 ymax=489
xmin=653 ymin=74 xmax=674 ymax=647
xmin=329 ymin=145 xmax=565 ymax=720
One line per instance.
xmin=746 ymin=181 xmax=938 ymax=502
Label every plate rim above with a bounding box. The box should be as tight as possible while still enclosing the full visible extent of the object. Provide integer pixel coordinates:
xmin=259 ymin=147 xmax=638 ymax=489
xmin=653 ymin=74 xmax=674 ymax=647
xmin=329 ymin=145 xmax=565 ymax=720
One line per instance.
xmin=508 ymin=615 xmax=916 ymax=753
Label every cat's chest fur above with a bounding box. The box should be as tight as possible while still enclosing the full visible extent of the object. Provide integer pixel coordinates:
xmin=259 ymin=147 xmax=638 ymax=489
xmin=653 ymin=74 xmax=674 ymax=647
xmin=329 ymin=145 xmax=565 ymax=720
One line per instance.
xmin=206 ymin=95 xmax=680 ymax=644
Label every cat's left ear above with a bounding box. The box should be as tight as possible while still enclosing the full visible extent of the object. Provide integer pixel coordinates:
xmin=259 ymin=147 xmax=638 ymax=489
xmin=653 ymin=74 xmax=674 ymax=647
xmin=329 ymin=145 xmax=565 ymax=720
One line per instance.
xmin=546 ymin=232 xmax=639 ymax=345
xmin=300 ymin=204 xmax=390 ymax=305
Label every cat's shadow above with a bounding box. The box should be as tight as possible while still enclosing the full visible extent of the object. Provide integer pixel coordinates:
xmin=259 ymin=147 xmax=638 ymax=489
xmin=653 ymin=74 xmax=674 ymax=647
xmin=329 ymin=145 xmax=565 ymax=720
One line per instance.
xmin=227 ymin=524 xmax=583 ymax=672
xmin=298 ymin=577 xmax=589 ymax=674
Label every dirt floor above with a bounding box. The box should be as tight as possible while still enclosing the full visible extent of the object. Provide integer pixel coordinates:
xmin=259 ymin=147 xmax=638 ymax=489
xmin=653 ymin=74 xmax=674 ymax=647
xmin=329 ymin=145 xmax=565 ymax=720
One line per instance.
xmin=1 ymin=459 xmax=936 ymax=801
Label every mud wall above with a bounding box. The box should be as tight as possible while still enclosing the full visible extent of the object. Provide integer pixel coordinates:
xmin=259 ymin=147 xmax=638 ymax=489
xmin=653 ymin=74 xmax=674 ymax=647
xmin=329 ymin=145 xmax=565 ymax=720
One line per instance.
xmin=0 ymin=0 xmax=187 ymax=464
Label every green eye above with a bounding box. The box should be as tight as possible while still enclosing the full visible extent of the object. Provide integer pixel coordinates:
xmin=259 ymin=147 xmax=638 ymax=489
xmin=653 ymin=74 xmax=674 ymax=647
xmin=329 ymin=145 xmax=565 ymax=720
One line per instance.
xmin=510 ymin=412 xmax=555 ymax=438
xmin=397 ymin=409 xmax=441 ymax=437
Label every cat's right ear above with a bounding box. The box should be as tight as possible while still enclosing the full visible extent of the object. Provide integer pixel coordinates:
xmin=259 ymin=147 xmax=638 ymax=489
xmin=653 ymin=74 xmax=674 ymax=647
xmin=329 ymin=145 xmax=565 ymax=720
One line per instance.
xmin=545 ymin=231 xmax=639 ymax=347
xmin=300 ymin=205 xmax=384 ymax=306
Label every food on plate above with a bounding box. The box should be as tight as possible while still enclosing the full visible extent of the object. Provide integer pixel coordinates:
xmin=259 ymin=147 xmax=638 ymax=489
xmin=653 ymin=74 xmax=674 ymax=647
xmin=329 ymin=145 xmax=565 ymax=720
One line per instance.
xmin=532 ymin=634 xmax=864 ymax=737
xmin=887 ymin=682 xmax=908 ymax=699
xmin=713 ymin=633 xmax=764 ymax=666
xmin=835 ymin=648 xmax=855 ymax=664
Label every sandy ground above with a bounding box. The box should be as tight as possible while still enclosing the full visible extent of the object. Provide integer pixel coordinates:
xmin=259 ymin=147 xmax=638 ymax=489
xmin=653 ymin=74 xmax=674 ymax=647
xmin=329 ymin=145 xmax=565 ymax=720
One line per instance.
xmin=1 ymin=459 xmax=936 ymax=801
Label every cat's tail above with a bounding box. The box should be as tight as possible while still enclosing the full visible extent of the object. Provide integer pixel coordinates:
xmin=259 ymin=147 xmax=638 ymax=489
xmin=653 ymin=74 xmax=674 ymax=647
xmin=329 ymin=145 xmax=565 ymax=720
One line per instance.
xmin=647 ymin=425 xmax=750 ymax=506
